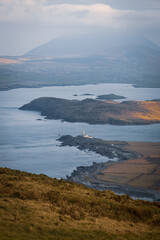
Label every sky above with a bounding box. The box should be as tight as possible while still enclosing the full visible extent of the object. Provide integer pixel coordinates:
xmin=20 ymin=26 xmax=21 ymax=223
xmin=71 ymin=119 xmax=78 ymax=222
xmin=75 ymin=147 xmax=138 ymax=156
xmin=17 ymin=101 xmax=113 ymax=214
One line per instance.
xmin=0 ymin=0 xmax=160 ymax=56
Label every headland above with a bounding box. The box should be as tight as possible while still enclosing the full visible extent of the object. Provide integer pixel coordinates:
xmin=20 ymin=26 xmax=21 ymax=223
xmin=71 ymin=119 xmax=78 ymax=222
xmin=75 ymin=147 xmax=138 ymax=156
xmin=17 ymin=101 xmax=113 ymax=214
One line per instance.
xmin=19 ymin=97 xmax=160 ymax=125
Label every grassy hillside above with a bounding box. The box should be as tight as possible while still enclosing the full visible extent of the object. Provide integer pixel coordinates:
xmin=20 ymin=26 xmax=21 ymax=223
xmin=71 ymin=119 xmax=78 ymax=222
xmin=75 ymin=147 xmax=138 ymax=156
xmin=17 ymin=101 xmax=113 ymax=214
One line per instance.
xmin=0 ymin=167 xmax=160 ymax=240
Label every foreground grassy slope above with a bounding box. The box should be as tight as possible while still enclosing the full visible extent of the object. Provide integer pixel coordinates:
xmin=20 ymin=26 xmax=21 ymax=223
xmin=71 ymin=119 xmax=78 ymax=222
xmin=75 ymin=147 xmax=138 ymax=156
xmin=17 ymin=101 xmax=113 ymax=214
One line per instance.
xmin=0 ymin=167 xmax=160 ymax=240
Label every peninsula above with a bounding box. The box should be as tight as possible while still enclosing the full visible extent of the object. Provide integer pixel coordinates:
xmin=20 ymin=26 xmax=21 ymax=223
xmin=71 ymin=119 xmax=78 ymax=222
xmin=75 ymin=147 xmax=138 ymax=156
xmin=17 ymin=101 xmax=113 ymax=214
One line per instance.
xmin=58 ymin=135 xmax=160 ymax=201
xmin=19 ymin=97 xmax=160 ymax=125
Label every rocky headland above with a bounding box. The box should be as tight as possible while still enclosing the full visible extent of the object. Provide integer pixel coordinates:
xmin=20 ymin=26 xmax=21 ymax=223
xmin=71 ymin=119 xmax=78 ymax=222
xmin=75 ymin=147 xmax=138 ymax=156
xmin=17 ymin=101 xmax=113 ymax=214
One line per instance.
xmin=58 ymin=135 xmax=142 ymax=161
xmin=19 ymin=97 xmax=160 ymax=125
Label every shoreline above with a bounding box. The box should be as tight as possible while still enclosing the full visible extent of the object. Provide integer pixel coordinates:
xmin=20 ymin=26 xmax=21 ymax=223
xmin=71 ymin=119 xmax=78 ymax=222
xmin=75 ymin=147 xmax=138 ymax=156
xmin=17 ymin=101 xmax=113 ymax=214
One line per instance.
xmin=58 ymin=135 xmax=160 ymax=202
xmin=19 ymin=97 xmax=160 ymax=125
xmin=66 ymin=161 xmax=160 ymax=202
xmin=0 ymin=83 xmax=137 ymax=92
xmin=1 ymin=82 xmax=160 ymax=92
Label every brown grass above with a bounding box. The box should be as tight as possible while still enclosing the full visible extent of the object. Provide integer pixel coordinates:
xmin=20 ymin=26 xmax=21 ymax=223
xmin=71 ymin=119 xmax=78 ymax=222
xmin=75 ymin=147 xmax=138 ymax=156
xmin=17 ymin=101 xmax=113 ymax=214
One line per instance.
xmin=95 ymin=142 xmax=160 ymax=191
xmin=103 ymin=101 xmax=160 ymax=123
xmin=0 ymin=167 xmax=160 ymax=240
xmin=126 ymin=142 xmax=160 ymax=156
xmin=131 ymin=101 xmax=160 ymax=121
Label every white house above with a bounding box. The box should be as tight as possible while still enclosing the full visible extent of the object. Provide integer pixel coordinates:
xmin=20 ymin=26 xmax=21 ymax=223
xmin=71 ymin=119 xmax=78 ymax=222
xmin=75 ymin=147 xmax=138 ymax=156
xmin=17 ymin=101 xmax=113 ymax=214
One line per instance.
xmin=81 ymin=130 xmax=94 ymax=138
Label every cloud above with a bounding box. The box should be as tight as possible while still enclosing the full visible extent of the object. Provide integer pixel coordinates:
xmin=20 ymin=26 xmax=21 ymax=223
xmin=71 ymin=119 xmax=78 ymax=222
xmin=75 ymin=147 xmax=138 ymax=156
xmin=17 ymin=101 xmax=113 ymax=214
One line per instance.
xmin=0 ymin=1 xmax=121 ymax=27
xmin=42 ymin=0 xmax=160 ymax=10
xmin=0 ymin=0 xmax=160 ymax=55
xmin=108 ymin=0 xmax=160 ymax=10
xmin=0 ymin=0 xmax=159 ymax=30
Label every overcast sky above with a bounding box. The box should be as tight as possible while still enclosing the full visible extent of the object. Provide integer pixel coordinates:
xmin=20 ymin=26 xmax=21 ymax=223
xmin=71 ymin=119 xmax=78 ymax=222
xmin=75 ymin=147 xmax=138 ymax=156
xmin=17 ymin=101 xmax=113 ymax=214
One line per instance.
xmin=0 ymin=0 xmax=160 ymax=56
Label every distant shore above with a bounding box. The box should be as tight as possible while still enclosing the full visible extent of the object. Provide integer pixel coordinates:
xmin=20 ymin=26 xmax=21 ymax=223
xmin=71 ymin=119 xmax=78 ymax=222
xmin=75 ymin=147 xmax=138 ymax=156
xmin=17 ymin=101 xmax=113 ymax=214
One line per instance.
xmin=1 ymin=82 xmax=160 ymax=92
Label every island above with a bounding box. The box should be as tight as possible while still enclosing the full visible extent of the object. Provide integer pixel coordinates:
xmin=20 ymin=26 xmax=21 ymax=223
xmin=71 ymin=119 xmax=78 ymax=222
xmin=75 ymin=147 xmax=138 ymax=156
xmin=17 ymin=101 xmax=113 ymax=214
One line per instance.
xmin=19 ymin=97 xmax=160 ymax=125
xmin=58 ymin=135 xmax=160 ymax=201
xmin=73 ymin=93 xmax=94 ymax=97
xmin=80 ymin=93 xmax=94 ymax=96
xmin=96 ymin=93 xmax=125 ymax=100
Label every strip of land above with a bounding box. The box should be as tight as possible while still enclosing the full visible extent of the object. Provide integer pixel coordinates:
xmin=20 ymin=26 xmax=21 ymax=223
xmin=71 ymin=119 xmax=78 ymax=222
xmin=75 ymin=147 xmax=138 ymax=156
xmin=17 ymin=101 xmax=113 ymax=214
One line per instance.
xmin=19 ymin=97 xmax=160 ymax=125
xmin=58 ymin=135 xmax=160 ymax=201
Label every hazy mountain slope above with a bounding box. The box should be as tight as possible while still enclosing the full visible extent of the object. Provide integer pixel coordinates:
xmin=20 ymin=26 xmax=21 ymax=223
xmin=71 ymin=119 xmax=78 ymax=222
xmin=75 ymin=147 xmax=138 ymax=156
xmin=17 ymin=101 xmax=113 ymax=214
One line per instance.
xmin=25 ymin=33 xmax=108 ymax=57
xmin=0 ymin=33 xmax=160 ymax=90
xmin=25 ymin=32 xmax=159 ymax=58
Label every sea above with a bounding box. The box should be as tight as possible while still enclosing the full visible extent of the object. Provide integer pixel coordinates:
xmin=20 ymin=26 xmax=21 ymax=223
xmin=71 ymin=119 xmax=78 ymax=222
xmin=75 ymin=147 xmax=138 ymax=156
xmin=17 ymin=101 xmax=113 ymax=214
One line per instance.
xmin=0 ymin=83 xmax=160 ymax=179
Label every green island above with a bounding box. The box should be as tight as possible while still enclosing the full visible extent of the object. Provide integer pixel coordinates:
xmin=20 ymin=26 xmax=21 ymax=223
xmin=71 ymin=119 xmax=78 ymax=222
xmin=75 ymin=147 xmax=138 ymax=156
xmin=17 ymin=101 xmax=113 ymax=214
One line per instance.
xmin=0 ymin=167 xmax=160 ymax=240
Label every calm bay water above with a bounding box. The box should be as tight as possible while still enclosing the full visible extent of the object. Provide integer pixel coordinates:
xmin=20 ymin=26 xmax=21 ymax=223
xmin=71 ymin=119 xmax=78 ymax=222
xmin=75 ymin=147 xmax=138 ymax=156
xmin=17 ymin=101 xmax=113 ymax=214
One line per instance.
xmin=0 ymin=83 xmax=160 ymax=178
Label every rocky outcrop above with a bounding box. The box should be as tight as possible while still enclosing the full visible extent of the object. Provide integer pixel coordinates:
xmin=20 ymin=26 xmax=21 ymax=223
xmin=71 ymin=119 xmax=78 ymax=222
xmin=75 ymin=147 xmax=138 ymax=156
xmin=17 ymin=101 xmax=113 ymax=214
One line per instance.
xmin=58 ymin=135 xmax=142 ymax=160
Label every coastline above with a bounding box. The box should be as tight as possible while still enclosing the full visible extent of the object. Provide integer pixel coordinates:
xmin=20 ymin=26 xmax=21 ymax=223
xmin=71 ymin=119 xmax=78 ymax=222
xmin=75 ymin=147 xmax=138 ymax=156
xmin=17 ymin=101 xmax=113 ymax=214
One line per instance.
xmin=66 ymin=161 xmax=160 ymax=202
xmin=0 ymin=82 xmax=139 ymax=92
xmin=1 ymin=82 xmax=160 ymax=92
xmin=58 ymin=135 xmax=160 ymax=202
xmin=19 ymin=97 xmax=160 ymax=125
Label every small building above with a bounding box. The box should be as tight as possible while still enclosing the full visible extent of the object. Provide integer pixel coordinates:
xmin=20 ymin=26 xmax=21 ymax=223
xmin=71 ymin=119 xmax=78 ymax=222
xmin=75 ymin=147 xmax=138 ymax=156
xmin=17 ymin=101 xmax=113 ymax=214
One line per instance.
xmin=81 ymin=130 xmax=94 ymax=138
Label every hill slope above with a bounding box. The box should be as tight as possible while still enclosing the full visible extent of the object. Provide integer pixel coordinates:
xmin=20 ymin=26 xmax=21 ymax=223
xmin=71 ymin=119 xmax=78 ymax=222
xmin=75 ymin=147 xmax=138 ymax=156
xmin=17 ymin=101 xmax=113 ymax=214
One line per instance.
xmin=0 ymin=167 xmax=160 ymax=240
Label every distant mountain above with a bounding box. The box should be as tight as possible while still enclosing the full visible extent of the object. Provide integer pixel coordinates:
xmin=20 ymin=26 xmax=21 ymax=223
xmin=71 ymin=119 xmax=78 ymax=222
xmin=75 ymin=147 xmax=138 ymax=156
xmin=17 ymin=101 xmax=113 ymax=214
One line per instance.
xmin=1 ymin=32 xmax=160 ymax=90
xmin=25 ymin=33 xmax=107 ymax=57
xmin=25 ymin=32 xmax=159 ymax=58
